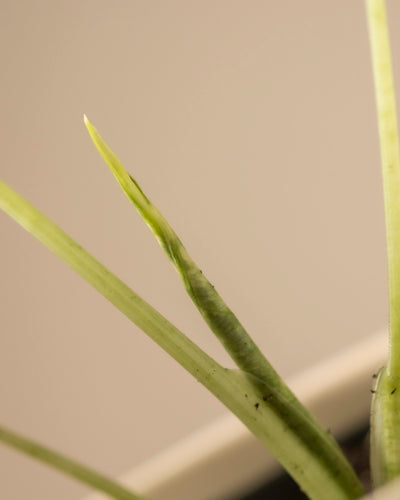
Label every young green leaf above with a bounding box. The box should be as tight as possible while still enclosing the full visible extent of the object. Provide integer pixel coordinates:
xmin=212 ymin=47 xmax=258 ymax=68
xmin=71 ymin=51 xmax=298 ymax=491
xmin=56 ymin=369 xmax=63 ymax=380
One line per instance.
xmin=84 ymin=117 xmax=364 ymax=499
xmin=0 ymin=181 xmax=363 ymax=500
xmin=0 ymin=177 xmax=364 ymax=499
xmin=84 ymin=115 xmax=298 ymax=403
xmin=0 ymin=424 xmax=145 ymax=500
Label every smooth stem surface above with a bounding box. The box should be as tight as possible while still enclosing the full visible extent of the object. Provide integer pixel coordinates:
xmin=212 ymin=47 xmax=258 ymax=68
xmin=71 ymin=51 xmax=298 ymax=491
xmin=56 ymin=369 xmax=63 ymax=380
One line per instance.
xmin=0 ymin=178 xmax=363 ymax=499
xmin=367 ymin=0 xmax=400 ymax=379
xmin=367 ymin=0 xmax=400 ymax=487
xmin=0 ymin=424 xmax=145 ymax=500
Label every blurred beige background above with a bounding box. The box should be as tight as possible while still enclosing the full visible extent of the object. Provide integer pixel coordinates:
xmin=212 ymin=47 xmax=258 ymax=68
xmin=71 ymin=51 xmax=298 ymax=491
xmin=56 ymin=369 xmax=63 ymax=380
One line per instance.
xmin=0 ymin=1 xmax=398 ymax=498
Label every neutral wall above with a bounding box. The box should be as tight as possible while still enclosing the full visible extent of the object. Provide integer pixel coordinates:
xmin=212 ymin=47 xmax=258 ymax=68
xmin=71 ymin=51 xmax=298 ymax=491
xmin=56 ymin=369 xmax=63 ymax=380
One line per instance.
xmin=0 ymin=1 xmax=397 ymax=498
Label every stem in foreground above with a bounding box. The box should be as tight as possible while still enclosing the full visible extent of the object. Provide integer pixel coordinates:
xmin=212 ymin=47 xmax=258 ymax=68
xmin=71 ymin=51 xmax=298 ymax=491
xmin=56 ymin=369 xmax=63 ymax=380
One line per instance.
xmin=84 ymin=115 xmax=297 ymax=407
xmin=0 ymin=178 xmax=363 ymax=499
xmin=84 ymin=116 xmax=366 ymax=498
xmin=366 ymin=0 xmax=400 ymax=486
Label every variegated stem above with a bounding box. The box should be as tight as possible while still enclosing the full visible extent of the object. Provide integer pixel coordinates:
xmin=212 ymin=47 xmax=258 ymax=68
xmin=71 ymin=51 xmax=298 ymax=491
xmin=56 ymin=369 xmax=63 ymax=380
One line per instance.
xmin=84 ymin=117 xmax=363 ymax=499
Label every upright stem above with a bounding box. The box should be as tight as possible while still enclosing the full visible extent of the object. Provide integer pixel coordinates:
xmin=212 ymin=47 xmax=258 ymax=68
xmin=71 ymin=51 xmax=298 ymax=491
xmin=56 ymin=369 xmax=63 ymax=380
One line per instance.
xmin=367 ymin=0 xmax=400 ymax=487
xmin=366 ymin=0 xmax=400 ymax=380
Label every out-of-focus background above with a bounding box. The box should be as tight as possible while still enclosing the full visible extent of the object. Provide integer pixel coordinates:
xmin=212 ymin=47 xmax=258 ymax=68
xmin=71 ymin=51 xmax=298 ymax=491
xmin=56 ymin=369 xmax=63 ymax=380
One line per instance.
xmin=0 ymin=1 xmax=398 ymax=498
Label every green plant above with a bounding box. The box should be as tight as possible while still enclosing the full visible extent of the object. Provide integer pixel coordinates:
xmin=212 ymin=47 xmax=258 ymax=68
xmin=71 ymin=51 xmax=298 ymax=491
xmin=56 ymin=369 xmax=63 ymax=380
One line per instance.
xmin=0 ymin=1 xmax=399 ymax=499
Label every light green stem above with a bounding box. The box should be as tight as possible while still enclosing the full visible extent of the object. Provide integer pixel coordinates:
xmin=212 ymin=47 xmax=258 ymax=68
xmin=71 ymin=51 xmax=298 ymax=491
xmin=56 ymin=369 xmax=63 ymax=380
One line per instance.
xmin=83 ymin=116 xmax=322 ymax=427
xmin=0 ymin=178 xmax=363 ymax=499
xmin=367 ymin=0 xmax=400 ymax=379
xmin=366 ymin=0 xmax=400 ymax=486
xmin=370 ymin=369 xmax=400 ymax=487
xmin=84 ymin=117 xmax=364 ymax=498
xmin=84 ymin=116 xmax=288 ymax=398
xmin=0 ymin=424 xmax=145 ymax=500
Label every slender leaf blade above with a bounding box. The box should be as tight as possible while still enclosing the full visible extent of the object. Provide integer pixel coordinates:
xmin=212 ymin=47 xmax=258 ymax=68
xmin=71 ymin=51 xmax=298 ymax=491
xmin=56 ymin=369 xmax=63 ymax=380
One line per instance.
xmin=84 ymin=117 xmax=364 ymax=499
xmin=0 ymin=424 xmax=145 ymax=500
